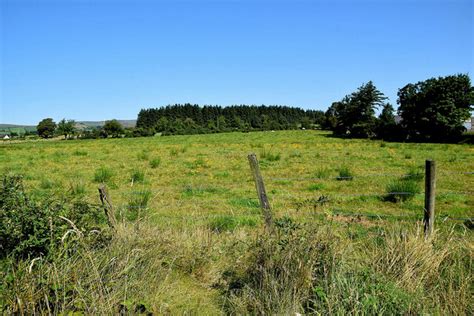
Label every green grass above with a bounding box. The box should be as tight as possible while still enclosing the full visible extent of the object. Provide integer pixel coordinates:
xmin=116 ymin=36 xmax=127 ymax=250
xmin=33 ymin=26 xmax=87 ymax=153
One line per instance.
xmin=149 ymin=157 xmax=161 ymax=168
xmin=130 ymin=168 xmax=145 ymax=183
xmin=93 ymin=166 xmax=114 ymax=183
xmin=1 ymin=130 xmax=473 ymax=314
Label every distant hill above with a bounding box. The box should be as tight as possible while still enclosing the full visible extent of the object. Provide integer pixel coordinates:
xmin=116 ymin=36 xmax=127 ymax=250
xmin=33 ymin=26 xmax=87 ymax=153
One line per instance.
xmin=76 ymin=120 xmax=136 ymax=129
xmin=0 ymin=120 xmax=136 ymax=133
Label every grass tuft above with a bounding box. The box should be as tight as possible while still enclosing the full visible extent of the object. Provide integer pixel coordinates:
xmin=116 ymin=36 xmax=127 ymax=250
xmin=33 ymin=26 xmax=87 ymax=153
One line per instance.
xmin=336 ymin=166 xmax=353 ymax=181
xmin=93 ymin=166 xmax=114 ymax=183
xmin=149 ymin=157 xmax=161 ymax=169
xmin=130 ymin=169 xmax=145 ymax=183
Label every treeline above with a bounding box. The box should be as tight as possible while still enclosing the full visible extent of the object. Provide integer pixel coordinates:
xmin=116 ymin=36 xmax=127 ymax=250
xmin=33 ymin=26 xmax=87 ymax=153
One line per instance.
xmin=136 ymin=104 xmax=325 ymax=136
xmin=322 ymin=74 xmax=473 ymax=142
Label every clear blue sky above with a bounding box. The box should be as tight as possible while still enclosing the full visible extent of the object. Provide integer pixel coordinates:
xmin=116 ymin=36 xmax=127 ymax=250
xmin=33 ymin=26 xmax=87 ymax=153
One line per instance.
xmin=1 ymin=0 xmax=472 ymax=125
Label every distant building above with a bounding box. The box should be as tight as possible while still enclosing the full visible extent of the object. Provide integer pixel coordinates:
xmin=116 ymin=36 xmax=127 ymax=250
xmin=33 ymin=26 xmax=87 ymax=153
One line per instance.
xmin=1 ymin=134 xmax=11 ymax=140
xmin=464 ymin=117 xmax=473 ymax=131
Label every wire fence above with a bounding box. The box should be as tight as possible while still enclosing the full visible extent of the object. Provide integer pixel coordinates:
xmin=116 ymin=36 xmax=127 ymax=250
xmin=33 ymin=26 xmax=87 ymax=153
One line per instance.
xmin=95 ymin=162 xmax=473 ymax=226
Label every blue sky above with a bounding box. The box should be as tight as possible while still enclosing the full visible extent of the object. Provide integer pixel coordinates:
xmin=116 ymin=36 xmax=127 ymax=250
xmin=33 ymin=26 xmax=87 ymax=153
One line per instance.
xmin=1 ymin=0 xmax=472 ymax=125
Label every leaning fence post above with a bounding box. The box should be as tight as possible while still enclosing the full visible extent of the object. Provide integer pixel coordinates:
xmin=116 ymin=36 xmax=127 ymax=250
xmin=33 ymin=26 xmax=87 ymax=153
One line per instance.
xmin=424 ymin=160 xmax=436 ymax=237
xmin=98 ymin=184 xmax=117 ymax=229
xmin=248 ymin=153 xmax=273 ymax=231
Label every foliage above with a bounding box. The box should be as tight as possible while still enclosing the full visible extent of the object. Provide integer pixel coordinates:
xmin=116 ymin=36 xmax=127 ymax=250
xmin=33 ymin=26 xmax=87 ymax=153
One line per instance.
xmin=0 ymin=173 xmax=106 ymax=259
xmin=331 ymin=81 xmax=387 ymax=138
xmin=376 ymin=103 xmax=400 ymax=140
xmin=103 ymin=119 xmax=124 ymax=138
xmin=56 ymin=119 xmax=76 ymax=139
xmin=221 ymin=218 xmax=339 ymax=314
xmin=136 ymin=104 xmax=325 ymax=135
xmin=36 ymin=118 xmax=56 ymax=138
xmin=397 ymin=74 xmax=474 ymax=141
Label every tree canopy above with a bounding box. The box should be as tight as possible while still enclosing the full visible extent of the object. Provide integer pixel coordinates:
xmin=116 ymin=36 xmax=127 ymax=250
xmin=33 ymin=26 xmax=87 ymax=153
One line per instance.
xmin=37 ymin=118 xmax=56 ymax=138
xmin=330 ymin=81 xmax=386 ymax=138
xmin=56 ymin=119 xmax=76 ymax=139
xmin=397 ymin=74 xmax=474 ymax=141
xmin=136 ymin=104 xmax=324 ymax=135
xmin=103 ymin=119 xmax=124 ymax=138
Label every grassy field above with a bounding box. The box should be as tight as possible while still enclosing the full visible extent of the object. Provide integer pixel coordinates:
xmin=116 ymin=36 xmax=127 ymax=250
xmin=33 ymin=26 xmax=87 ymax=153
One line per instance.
xmin=1 ymin=130 xmax=473 ymax=222
xmin=1 ymin=130 xmax=473 ymax=314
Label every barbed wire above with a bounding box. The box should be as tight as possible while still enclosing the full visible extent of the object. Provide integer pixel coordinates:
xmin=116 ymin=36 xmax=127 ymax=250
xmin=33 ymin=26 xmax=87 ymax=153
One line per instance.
xmin=268 ymin=171 xmax=473 ymax=182
xmin=111 ymin=206 xmax=473 ymax=223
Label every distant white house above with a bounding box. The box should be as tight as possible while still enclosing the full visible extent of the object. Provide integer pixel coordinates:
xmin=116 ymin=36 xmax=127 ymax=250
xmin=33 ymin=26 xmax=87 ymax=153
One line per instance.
xmin=464 ymin=117 xmax=473 ymax=131
xmin=2 ymin=134 xmax=10 ymax=140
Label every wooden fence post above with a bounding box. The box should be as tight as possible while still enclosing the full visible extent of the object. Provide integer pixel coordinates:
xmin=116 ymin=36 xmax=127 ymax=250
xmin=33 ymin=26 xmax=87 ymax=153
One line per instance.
xmin=98 ymin=184 xmax=117 ymax=229
xmin=424 ymin=160 xmax=436 ymax=237
xmin=248 ymin=153 xmax=273 ymax=231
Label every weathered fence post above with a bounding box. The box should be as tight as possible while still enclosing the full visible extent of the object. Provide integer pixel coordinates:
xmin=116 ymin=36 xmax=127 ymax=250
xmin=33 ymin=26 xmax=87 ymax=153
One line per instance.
xmin=424 ymin=160 xmax=436 ymax=237
xmin=98 ymin=184 xmax=117 ymax=229
xmin=248 ymin=153 xmax=273 ymax=231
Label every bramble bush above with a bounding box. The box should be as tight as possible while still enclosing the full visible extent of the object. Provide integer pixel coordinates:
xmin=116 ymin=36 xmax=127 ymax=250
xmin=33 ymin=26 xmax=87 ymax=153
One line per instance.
xmin=0 ymin=174 xmax=107 ymax=259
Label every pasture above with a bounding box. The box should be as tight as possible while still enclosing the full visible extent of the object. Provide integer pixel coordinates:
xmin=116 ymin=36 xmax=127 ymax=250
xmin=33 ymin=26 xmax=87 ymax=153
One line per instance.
xmin=1 ymin=130 xmax=473 ymax=314
xmin=1 ymin=130 xmax=472 ymax=223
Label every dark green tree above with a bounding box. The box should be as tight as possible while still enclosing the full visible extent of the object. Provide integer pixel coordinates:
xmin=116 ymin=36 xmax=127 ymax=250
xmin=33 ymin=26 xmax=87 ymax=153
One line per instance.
xmin=103 ymin=119 xmax=124 ymax=138
xmin=375 ymin=103 xmax=400 ymax=140
xmin=37 ymin=118 xmax=56 ymax=138
xmin=332 ymin=81 xmax=386 ymax=137
xmin=56 ymin=119 xmax=76 ymax=139
xmin=397 ymin=74 xmax=474 ymax=141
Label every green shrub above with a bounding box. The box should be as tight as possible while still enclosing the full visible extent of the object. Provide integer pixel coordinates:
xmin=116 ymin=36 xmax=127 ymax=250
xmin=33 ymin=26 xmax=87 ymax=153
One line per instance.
xmin=0 ymin=174 xmax=106 ymax=259
xmin=149 ymin=157 xmax=161 ymax=169
xmin=336 ymin=166 xmax=353 ymax=180
xmin=93 ymin=166 xmax=114 ymax=183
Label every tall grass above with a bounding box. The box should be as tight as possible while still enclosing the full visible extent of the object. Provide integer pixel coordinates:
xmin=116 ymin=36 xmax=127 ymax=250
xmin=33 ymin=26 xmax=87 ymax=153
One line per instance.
xmin=126 ymin=189 xmax=152 ymax=221
xmin=93 ymin=166 xmax=114 ymax=183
